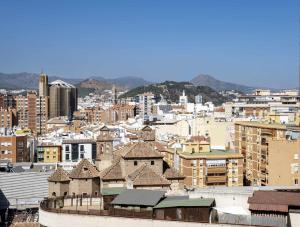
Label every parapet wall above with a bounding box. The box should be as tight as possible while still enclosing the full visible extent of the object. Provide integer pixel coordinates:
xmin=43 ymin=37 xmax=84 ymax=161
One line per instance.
xmin=39 ymin=209 xmax=247 ymax=227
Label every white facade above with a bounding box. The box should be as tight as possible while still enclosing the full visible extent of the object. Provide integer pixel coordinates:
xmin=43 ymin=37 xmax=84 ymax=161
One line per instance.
xmin=62 ymin=141 xmax=96 ymax=162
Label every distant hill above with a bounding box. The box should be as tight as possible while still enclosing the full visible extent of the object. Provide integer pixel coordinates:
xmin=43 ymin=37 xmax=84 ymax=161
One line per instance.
xmin=0 ymin=72 xmax=151 ymax=91
xmin=76 ymin=79 xmax=126 ymax=97
xmin=191 ymin=74 xmax=255 ymax=93
xmin=119 ymin=81 xmax=229 ymax=105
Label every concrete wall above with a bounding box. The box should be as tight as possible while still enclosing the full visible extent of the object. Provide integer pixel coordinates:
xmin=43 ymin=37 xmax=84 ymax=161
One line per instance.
xmin=39 ymin=209 xmax=247 ymax=227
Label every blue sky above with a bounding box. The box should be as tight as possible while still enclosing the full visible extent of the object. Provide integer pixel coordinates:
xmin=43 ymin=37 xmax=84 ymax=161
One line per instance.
xmin=0 ymin=0 xmax=298 ymax=88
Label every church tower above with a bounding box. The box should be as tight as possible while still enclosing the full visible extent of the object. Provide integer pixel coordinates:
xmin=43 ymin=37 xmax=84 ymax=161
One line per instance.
xmin=96 ymin=126 xmax=114 ymax=170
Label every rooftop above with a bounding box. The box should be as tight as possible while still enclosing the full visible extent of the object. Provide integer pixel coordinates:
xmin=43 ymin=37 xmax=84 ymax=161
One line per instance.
xmin=111 ymin=189 xmax=166 ymax=207
xmin=154 ymin=197 xmax=215 ymax=209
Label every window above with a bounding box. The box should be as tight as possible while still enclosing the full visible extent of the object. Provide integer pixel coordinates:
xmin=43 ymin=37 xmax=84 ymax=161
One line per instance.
xmin=295 ymin=178 xmax=299 ymax=185
xmin=65 ymin=145 xmax=69 ymax=152
xmin=66 ymin=153 xmax=70 ymax=160
xmin=80 ymin=145 xmax=84 ymax=152
xmin=64 ymin=192 xmax=68 ymax=196
xmin=134 ymin=161 xmax=138 ymax=166
xmin=80 ymin=153 xmax=84 ymax=159
xmin=151 ymin=161 xmax=155 ymax=165
xmin=294 ymin=154 xmax=299 ymax=160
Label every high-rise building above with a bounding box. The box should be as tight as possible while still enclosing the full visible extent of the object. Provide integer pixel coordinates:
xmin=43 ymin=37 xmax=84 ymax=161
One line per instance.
xmin=16 ymin=92 xmax=49 ymax=135
xmin=112 ymin=85 xmax=117 ymax=104
xmin=0 ymin=107 xmax=18 ymax=128
xmin=49 ymin=80 xmax=77 ymax=119
xmin=138 ymin=92 xmax=155 ymax=122
xmin=39 ymin=72 xmax=49 ymax=97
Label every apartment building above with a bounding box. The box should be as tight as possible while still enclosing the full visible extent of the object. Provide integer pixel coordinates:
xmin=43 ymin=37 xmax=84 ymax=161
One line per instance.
xmin=266 ymin=138 xmax=300 ymax=186
xmin=138 ymin=92 xmax=155 ymax=122
xmin=163 ymin=136 xmax=243 ymax=187
xmin=73 ymin=107 xmax=105 ymax=124
xmin=16 ymin=92 xmax=49 ymax=135
xmin=0 ymin=135 xmax=28 ymax=163
xmin=62 ymin=139 xmax=96 ymax=162
xmin=0 ymin=108 xmax=18 ymax=128
xmin=37 ymin=143 xmax=62 ymax=163
xmin=234 ymin=121 xmax=300 ymax=186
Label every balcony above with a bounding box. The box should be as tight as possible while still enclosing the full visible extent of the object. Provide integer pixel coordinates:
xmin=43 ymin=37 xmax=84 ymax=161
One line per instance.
xmin=206 ymin=166 xmax=227 ymax=174
xmin=206 ymin=175 xmax=227 ymax=183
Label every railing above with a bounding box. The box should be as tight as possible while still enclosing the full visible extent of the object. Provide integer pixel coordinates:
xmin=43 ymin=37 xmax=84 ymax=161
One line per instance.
xmin=40 ymin=197 xmax=153 ymax=220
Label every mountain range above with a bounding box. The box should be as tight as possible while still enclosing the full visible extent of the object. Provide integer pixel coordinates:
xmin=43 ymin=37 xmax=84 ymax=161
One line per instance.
xmin=0 ymin=72 xmax=285 ymax=95
xmin=0 ymin=72 xmax=151 ymax=90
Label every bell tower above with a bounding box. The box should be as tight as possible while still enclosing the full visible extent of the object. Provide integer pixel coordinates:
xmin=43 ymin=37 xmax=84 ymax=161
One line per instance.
xmin=96 ymin=126 xmax=114 ymax=170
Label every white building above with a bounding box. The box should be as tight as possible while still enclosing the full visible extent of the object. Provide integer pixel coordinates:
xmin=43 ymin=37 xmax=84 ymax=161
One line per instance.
xmin=61 ymin=139 xmax=96 ymax=162
xmin=179 ymin=90 xmax=188 ymax=105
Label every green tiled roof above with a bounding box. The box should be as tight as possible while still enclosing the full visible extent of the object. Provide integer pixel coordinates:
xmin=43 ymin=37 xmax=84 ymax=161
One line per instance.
xmin=101 ymin=187 xmax=126 ymax=196
xmin=154 ymin=198 xmax=215 ymax=209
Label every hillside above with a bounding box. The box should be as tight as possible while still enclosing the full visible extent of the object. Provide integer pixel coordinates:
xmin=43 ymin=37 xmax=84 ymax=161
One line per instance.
xmin=119 ymin=81 xmax=229 ymax=105
xmin=191 ymin=74 xmax=255 ymax=93
xmin=0 ymin=72 xmax=151 ymax=90
xmin=76 ymin=79 xmax=125 ymax=97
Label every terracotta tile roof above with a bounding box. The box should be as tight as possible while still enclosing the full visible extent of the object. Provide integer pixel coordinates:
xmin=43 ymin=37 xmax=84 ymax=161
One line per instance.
xmin=100 ymin=158 xmax=126 ymax=181
xmin=120 ymin=142 xmax=163 ymax=159
xmin=48 ymin=168 xmax=70 ymax=182
xmin=69 ymin=159 xmax=100 ymax=179
xmin=248 ymin=190 xmax=300 ymax=212
xmin=152 ymin=141 xmax=168 ymax=152
xmin=127 ymin=163 xmax=171 ymax=187
xmin=163 ymin=167 xmax=185 ymax=180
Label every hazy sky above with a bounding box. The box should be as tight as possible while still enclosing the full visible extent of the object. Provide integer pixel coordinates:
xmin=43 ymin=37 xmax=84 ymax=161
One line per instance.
xmin=0 ymin=0 xmax=298 ymax=88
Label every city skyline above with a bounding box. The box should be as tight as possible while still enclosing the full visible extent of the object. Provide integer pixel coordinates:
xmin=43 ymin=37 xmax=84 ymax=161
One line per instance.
xmin=0 ymin=0 xmax=298 ymax=89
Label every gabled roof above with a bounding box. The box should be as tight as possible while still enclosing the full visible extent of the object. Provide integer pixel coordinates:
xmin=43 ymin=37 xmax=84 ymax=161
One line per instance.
xmin=120 ymin=142 xmax=163 ymax=159
xmin=111 ymin=189 xmax=165 ymax=207
xmin=69 ymin=159 xmax=99 ymax=179
xmin=100 ymin=125 xmax=110 ymax=131
xmin=100 ymin=158 xmax=126 ymax=181
xmin=127 ymin=163 xmax=170 ymax=186
xmin=248 ymin=190 xmax=300 ymax=212
xmin=154 ymin=198 xmax=215 ymax=209
xmin=48 ymin=168 xmax=70 ymax=182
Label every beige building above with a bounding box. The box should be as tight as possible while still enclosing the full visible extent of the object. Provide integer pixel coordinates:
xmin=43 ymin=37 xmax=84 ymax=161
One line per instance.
xmin=39 ymin=72 xmax=49 ymax=97
xmin=234 ymin=121 xmax=300 ymax=186
xmin=155 ymin=116 xmax=232 ymax=147
xmin=48 ymin=159 xmax=100 ymax=197
xmin=162 ymin=137 xmax=243 ymax=188
xmin=264 ymin=138 xmax=300 ymax=186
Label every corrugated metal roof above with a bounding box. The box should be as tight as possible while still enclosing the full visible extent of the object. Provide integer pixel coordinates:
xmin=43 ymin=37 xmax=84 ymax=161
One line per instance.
xmin=0 ymin=171 xmax=52 ymax=209
xmin=111 ymin=189 xmax=166 ymax=207
xmin=154 ymin=198 xmax=215 ymax=209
